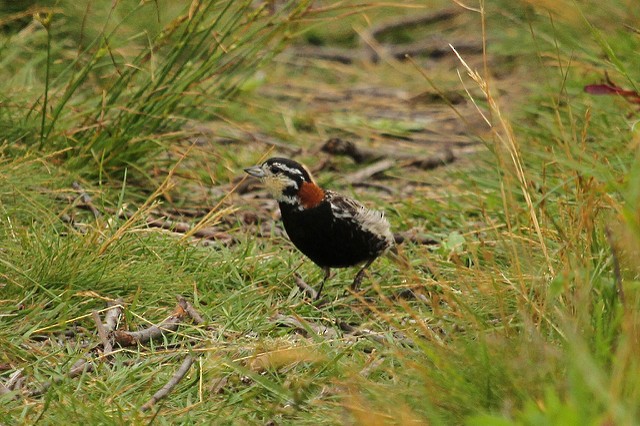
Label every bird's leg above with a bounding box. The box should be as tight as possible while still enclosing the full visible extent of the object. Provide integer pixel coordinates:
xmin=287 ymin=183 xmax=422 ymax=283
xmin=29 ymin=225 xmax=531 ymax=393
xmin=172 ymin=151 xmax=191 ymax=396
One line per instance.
xmin=315 ymin=267 xmax=331 ymax=300
xmin=351 ymin=258 xmax=375 ymax=291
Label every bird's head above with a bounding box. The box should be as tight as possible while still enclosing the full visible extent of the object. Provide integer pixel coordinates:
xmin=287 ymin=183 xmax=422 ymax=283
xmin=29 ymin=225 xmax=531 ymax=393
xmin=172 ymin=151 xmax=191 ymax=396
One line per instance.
xmin=244 ymin=157 xmax=324 ymax=208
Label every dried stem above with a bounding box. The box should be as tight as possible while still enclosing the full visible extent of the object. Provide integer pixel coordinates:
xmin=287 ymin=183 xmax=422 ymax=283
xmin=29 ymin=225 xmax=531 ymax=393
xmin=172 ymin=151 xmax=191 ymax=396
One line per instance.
xmin=176 ymin=295 xmax=205 ymax=325
xmin=113 ymin=305 xmax=186 ymax=347
xmin=0 ymin=382 xmax=12 ymax=397
xmin=140 ymin=355 xmax=194 ymax=412
xmin=28 ymin=358 xmax=95 ymax=397
xmin=92 ymin=310 xmax=113 ymax=356
xmin=72 ymin=181 xmax=101 ymax=218
xmin=104 ymin=298 xmax=124 ymax=332
xmin=294 ymin=273 xmax=318 ymax=299
xmin=344 ymin=159 xmax=395 ymax=184
xmin=322 ymin=138 xmax=455 ymax=173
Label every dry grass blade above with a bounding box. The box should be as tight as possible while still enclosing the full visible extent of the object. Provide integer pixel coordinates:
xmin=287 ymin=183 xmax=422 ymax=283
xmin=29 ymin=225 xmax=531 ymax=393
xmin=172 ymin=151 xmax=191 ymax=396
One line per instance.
xmin=98 ymin=168 xmax=178 ymax=256
xmin=450 ymin=44 xmax=555 ymax=276
xmin=180 ymin=148 xmax=275 ymax=242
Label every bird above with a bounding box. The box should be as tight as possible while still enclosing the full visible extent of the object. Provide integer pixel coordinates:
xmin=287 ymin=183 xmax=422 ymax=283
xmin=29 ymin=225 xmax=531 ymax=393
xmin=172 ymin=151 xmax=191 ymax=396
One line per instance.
xmin=244 ymin=157 xmax=394 ymax=300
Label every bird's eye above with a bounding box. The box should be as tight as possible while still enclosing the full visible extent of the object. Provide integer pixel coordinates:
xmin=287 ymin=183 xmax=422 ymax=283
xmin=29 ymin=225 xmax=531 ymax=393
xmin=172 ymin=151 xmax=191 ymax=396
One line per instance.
xmin=269 ymin=165 xmax=280 ymax=174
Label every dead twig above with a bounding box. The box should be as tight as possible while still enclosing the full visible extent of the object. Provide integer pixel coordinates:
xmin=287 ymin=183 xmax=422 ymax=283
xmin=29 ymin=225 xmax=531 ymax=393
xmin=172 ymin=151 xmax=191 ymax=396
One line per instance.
xmin=92 ymin=310 xmax=113 ymax=356
xmin=209 ymin=376 xmax=229 ymax=395
xmin=176 ymin=295 xmax=205 ymax=325
xmin=294 ymin=273 xmax=318 ymax=300
xmin=368 ymin=9 xmax=461 ymax=39
xmin=1 ymin=369 xmax=25 ymax=399
xmin=294 ymin=40 xmax=482 ymax=64
xmin=403 ymin=149 xmax=455 ymax=170
xmin=113 ymin=305 xmax=186 ymax=347
xmin=61 ymin=188 xmax=232 ymax=243
xmin=584 ymin=73 xmax=640 ymax=105
xmin=359 ymin=356 xmax=385 ymax=378
xmin=293 ymin=45 xmax=358 ymax=64
xmin=293 ymin=274 xmax=329 ymax=306
xmin=408 ymin=89 xmax=466 ymax=106
xmin=6 ymin=369 xmax=25 ymax=392
xmin=0 ymin=381 xmax=12 ymax=397
xmin=28 ymin=358 xmax=95 ymax=398
xmin=295 ymin=9 xmax=476 ymax=64
xmin=105 ymin=208 xmax=234 ymax=244
xmin=140 ymin=355 xmax=194 ymax=412
xmin=272 ymin=314 xmax=339 ymax=339
xmin=104 ymin=298 xmax=124 ymax=332
xmin=72 ymin=181 xmax=101 ymax=219
xmin=321 ymin=138 xmax=383 ymax=164
xmin=338 ymin=321 xmax=386 ymax=344
xmin=145 ymin=216 xmax=234 ymax=243
xmin=351 ymin=181 xmax=395 ymax=195
xmin=388 ymin=39 xmax=482 ymax=60
xmin=322 ymin=139 xmax=455 ymax=172
xmin=338 ymin=322 xmax=414 ymax=347
xmin=392 ymin=288 xmax=431 ymax=304
xmin=157 ymin=206 xmax=210 ymax=219
xmin=234 ymin=176 xmax=263 ymax=195
xmin=344 ymin=159 xmax=396 ymax=185
xmin=393 ymin=231 xmax=439 ymax=246
xmin=67 ymin=357 xmax=95 ymax=378
xmin=25 ymin=298 xmax=201 ymax=399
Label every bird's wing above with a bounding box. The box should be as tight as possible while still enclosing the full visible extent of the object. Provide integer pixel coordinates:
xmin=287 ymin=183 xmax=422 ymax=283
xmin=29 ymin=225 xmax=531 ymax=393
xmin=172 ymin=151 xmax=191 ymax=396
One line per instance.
xmin=326 ymin=190 xmax=366 ymax=220
xmin=326 ymin=191 xmax=393 ymax=242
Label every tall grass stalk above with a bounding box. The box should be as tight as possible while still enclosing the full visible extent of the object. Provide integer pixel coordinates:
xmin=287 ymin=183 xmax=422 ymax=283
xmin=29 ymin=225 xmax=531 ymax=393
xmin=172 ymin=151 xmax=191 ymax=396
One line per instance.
xmin=35 ymin=12 xmax=52 ymax=149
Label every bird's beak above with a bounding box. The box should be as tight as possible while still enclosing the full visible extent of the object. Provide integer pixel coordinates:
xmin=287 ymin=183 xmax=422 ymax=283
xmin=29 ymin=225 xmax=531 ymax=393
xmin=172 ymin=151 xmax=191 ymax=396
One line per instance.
xmin=244 ymin=165 xmax=265 ymax=178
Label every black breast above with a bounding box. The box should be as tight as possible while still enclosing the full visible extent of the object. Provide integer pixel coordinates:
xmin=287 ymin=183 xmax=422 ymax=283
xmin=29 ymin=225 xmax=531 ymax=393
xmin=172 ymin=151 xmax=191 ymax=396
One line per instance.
xmin=278 ymin=200 xmax=387 ymax=268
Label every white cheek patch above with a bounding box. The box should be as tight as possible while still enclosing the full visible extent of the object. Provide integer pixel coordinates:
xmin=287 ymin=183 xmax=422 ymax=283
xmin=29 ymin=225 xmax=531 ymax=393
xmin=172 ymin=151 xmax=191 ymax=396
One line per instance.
xmin=262 ymin=175 xmax=298 ymax=201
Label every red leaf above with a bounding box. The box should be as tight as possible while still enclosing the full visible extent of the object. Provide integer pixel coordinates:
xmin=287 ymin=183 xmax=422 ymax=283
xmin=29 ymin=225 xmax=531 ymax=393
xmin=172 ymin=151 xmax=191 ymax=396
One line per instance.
xmin=584 ymin=80 xmax=640 ymax=104
xmin=584 ymin=84 xmax=626 ymax=95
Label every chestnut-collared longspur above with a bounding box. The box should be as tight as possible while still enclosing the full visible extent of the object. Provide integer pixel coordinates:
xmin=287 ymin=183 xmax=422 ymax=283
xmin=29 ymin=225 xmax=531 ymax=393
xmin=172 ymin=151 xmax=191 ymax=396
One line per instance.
xmin=244 ymin=157 xmax=394 ymax=299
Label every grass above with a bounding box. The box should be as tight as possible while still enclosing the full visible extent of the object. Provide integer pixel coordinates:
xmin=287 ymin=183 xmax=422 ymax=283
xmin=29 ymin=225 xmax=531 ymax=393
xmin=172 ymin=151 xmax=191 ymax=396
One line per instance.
xmin=1 ymin=0 xmax=640 ymax=424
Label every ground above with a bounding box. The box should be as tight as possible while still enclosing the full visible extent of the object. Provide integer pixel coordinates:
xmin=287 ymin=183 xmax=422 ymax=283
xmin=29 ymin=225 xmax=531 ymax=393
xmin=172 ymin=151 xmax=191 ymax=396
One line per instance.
xmin=1 ymin=1 xmax=639 ymax=424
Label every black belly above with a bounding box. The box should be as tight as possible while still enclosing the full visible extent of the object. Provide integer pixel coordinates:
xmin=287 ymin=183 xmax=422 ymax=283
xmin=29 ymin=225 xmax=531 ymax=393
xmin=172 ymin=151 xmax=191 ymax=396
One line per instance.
xmin=279 ymin=201 xmax=386 ymax=268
